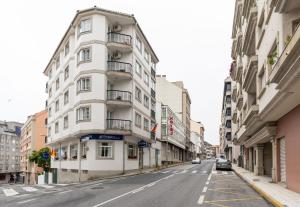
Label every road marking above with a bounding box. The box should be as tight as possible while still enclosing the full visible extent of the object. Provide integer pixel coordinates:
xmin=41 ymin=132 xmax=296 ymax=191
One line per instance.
xmin=131 ymin=187 xmax=144 ymax=194
xmin=54 ymin=184 xmax=69 ymax=186
xmin=180 ymin=170 xmax=187 ymax=174
xmin=222 ymin=171 xmax=228 ymax=175
xmin=212 ymin=171 xmax=217 ymax=174
xmin=3 ymin=188 xmax=19 ymax=196
xmin=172 ymin=171 xmax=178 ymax=174
xmin=17 ymin=198 xmax=36 ymax=204
xmin=202 ymin=171 xmax=207 ymax=174
xmin=206 ymin=181 xmax=210 ymax=185
xmin=202 ymin=186 xmax=208 ymax=192
xmin=162 ymin=170 xmax=170 ymax=174
xmin=205 ymin=197 xmax=262 ymax=203
xmin=197 ymin=195 xmax=205 ymax=205
xmin=58 ymin=190 xmax=73 ymax=194
xmin=208 ymin=173 xmax=212 ymax=181
xmin=192 ymin=170 xmax=197 ymax=174
xmin=38 ymin=185 xmax=54 ymax=189
xmin=92 ymin=174 xmax=175 ymax=207
xmin=22 ymin=187 xmax=38 ymax=192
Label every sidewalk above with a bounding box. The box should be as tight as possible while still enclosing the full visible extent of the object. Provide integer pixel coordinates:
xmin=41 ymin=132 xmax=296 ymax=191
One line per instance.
xmin=233 ymin=165 xmax=300 ymax=207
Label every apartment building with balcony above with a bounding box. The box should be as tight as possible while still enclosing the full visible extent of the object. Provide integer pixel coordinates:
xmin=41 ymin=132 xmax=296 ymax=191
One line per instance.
xmin=0 ymin=121 xmax=23 ymax=184
xmin=155 ymin=102 xmax=185 ymax=164
xmin=231 ymin=0 xmax=300 ymax=193
xmin=20 ymin=110 xmax=47 ymax=185
xmin=156 ymin=75 xmax=193 ymax=161
xmin=43 ymin=7 xmax=159 ymax=183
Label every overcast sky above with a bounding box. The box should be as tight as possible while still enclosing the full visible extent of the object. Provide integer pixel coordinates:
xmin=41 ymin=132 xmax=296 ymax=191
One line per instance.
xmin=0 ymin=0 xmax=234 ymax=145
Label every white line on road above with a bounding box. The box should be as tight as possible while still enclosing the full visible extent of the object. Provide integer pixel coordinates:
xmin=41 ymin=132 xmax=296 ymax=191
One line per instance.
xmin=192 ymin=170 xmax=197 ymax=174
xmin=17 ymin=198 xmax=36 ymax=204
xmin=162 ymin=170 xmax=170 ymax=174
xmin=58 ymin=190 xmax=73 ymax=194
xmin=197 ymin=195 xmax=205 ymax=205
xmin=202 ymin=171 xmax=207 ymax=174
xmin=208 ymin=173 xmax=212 ymax=181
xmin=38 ymin=185 xmax=54 ymax=189
xmin=180 ymin=170 xmax=187 ymax=174
xmin=205 ymin=181 xmax=210 ymax=185
xmin=202 ymin=186 xmax=208 ymax=193
xmin=222 ymin=171 xmax=228 ymax=175
xmin=3 ymin=188 xmax=19 ymax=196
xmin=22 ymin=187 xmax=38 ymax=192
xmin=131 ymin=187 xmax=144 ymax=194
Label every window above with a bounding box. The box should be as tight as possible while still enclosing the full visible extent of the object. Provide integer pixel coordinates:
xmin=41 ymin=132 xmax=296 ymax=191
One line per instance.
xmin=135 ymin=113 xmax=141 ymax=128
xmin=226 ymin=108 xmax=231 ymax=116
xmin=49 ymin=69 xmax=52 ymax=79
xmin=225 ymin=82 xmax=231 ymax=91
xmin=161 ymin=124 xmax=167 ymax=136
xmin=56 ymin=78 xmax=60 ymax=90
xmin=70 ymin=144 xmax=78 ymax=160
xmin=77 ymin=77 xmax=91 ymax=93
xmin=77 ymin=47 xmax=91 ymax=63
xmin=135 ymin=35 xmax=142 ymax=51
xmin=55 ymin=100 xmax=59 ymax=112
xmin=151 ymin=78 xmax=155 ymax=90
xmin=78 ymin=18 xmax=92 ymax=34
xmin=63 ymin=115 xmax=68 ymax=129
xmin=48 ymin=127 xmax=51 ymax=137
xmin=128 ymin=144 xmax=137 ymax=159
xmin=81 ymin=142 xmax=87 ymax=159
xmin=226 ymin=95 xmax=231 ymax=103
xmin=55 ymin=122 xmax=59 ymax=134
xmin=76 ymin=106 xmax=91 ymax=122
xmin=144 ymin=118 xmax=149 ymax=131
xmin=65 ymin=41 xmax=70 ymax=56
xmin=144 ymin=72 xmax=149 ymax=85
xmin=49 ymin=87 xmax=52 ymax=97
xmin=49 ymin=107 xmax=52 ymax=117
xmin=144 ymin=49 xmax=149 ymax=62
xmin=258 ymin=67 xmax=266 ymax=93
xmin=56 ymin=55 xmax=60 ymax=69
xmin=64 ymin=90 xmax=69 ymax=105
xmin=97 ymin=142 xmax=113 ymax=159
xmin=151 ymin=61 xmax=156 ymax=70
xmin=144 ymin=95 xmax=149 ymax=108
xmin=135 ymin=87 xmax=142 ymax=102
xmin=135 ymin=61 xmax=142 ymax=76
xmin=61 ymin=146 xmax=68 ymax=160
xmin=64 ymin=66 xmax=69 ymax=80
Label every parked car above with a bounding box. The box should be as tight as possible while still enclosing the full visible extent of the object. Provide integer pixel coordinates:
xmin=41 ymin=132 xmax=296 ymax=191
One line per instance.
xmin=192 ymin=158 xmax=201 ymax=164
xmin=216 ymin=158 xmax=232 ymax=170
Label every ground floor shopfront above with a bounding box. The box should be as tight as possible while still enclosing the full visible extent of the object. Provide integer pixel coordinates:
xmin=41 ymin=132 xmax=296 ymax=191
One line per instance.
xmin=49 ymin=134 xmax=162 ymax=183
xmin=160 ymin=142 xmax=185 ymax=165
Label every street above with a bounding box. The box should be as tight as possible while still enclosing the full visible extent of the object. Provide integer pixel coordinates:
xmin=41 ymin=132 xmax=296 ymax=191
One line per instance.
xmin=0 ymin=161 xmax=273 ymax=207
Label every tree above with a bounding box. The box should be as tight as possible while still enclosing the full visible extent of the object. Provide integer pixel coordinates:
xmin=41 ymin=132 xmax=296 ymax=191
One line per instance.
xmin=29 ymin=147 xmax=51 ymax=172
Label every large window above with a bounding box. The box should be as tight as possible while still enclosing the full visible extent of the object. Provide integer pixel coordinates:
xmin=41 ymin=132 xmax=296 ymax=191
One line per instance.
xmin=97 ymin=142 xmax=113 ymax=159
xmin=61 ymin=146 xmax=68 ymax=160
xmin=135 ymin=112 xmax=141 ymax=128
xmin=56 ymin=55 xmax=60 ymax=69
xmin=144 ymin=49 xmax=149 ymax=62
xmin=64 ymin=41 xmax=70 ymax=56
xmin=78 ymin=18 xmax=92 ymax=34
xmin=128 ymin=144 xmax=137 ymax=159
xmin=55 ymin=122 xmax=59 ymax=134
xmin=144 ymin=95 xmax=149 ymax=108
xmin=77 ymin=77 xmax=91 ymax=93
xmin=48 ymin=107 xmax=52 ymax=117
xmin=63 ymin=115 xmax=68 ymax=129
xmin=144 ymin=72 xmax=149 ymax=85
xmin=49 ymin=87 xmax=52 ymax=97
xmin=56 ymin=78 xmax=60 ymax=90
xmin=135 ymin=35 xmax=142 ymax=51
xmin=143 ymin=118 xmax=149 ymax=131
xmin=64 ymin=66 xmax=69 ymax=80
xmin=77 ymin=47 xmax=91 ymax=63
xmin=135 ymin=87 xmax=142 ymax=102
xmin=81 ymin=142 xmax=88 ymax=159
xmin=70 ymin=144 xmax=78 ymax=160
xmin=64 ymin=90 xmax=69 ymax=105
xmin=135 ymin=61 xmax=142 ymax=76
xmin=55 ymin=100 xmax=59 ymax=112
xmin=76 ymin=106 xmax=91 ymax=122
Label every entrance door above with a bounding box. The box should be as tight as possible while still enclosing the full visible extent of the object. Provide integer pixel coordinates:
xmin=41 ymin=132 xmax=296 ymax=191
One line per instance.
xmin=138 ymin=148 xmax=143 ymax=170
xmin=280 ymin=138 xmax=286 ymax=183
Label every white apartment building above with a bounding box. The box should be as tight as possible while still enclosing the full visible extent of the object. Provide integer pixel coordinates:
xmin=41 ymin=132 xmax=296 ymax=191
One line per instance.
xmin=43 ymin=7 xmax=159 ymax=183
xmin=231 ymin=0 xmax=300 ymax=193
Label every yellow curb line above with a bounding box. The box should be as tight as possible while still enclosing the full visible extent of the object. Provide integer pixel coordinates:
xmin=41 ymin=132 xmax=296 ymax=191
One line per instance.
xmin=233 ymin=168 xmax=284 ymax=207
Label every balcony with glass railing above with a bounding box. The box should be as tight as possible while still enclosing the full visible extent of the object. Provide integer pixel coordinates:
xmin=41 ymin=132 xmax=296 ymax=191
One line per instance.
xmin=107 ymin=90 xmax=132 ymax=107
xmin=106 ymin=119 xmax=131 ymax=131
xmin=107 ymin=61 xmax=132 ymax=80
xmin=107 ymin=32 xmax=132 ymax=52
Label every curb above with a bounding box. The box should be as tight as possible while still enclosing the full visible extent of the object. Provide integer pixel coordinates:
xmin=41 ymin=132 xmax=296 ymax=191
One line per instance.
xmin=233 ymin=168 xmax=284 ymax=207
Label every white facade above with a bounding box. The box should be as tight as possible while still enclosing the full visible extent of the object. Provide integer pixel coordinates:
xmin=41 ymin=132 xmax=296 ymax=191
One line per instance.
xmin=43 ymin=7 xmax=159 ymax=183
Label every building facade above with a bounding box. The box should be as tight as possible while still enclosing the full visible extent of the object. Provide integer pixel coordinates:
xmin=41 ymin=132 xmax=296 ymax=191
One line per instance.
xmin=0 ymin=121 xmax=23 ymax=183
xmin=190 ymin=120 xmax=205 ymax=158
xmin=231 ymin=0 xmax=300 ymax=193
xmin=44 ymin=7 xmax=159 ymax=183
xmin=21 ymin=110 xmax=48 ymax=185
xmin=156 ymin=75 xmax=192 ymax=161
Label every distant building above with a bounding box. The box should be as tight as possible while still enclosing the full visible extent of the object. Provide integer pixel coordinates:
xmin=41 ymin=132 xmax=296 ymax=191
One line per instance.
xmin=190 ymin=120 xmax=205 ymax=158
xmin=21 ymin=110 xmax=48 ymax=185
xmin=0 ymin=121 xmax=23 ymax=183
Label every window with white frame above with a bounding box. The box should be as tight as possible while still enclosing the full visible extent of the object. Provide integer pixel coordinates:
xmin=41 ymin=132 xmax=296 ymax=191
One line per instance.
xmin=144 ymin=95 xmax=149 ymax=108
xmin=64 ymin=66 xmax=69 ymax=80
xmin=144 ymin=118 xmax=149 ymax=131
xmin=63 ymin=115 xmax=68 ymax=129
xmin=258 ymin=67 xmax=266 ymax=93
xmin=77 ymin=47 xmax=91 ymax=63
xmin=49 ymin=87 xmax=52 ymax=97
xmin=64 ymin=41 xmax=70 ymax=56
xmin=49 ymin=69 xmax=52 ymax=79
xmin=77 ymin=77 xmax=91 ymax=93
xmin=61 ymin=146 xmax=68 ymax=160
xmin=151 ymin=78 xmax=155 ymax=91
xmin=144 ymin=72 xmax=149 ymax=85
xmin=70 ymin=144 xmax=78 ymax=160
xmin=55 ymin=122 xmax=59 ymax=134
xmin=81 ymin=142 xmax=87 ymax=159
xmin=135 ymin=35 xmax=142 ymax=51
xmin=128 ymin=144 xmax=137 ymax=159
xmin=48 ymin=107 xmax=52 ymax=117
xmin=56 ymin=55 xmax=60 ymax=69
xmin=56 ymin=78 xmax=60 ymax=90
xmin=76 ymin=106 xmax=91 ymax=122
xmin=151 ymin=60 xmax=156 ymax=70
xmin=64 ymin=90 xmax=69 ymax=105
xmin=135 ymin=112 xmax=141 ymax=128
xmin=135 ymin=87 xmax=142 ymax=102
xmin=97 ymin=142 xmax=113 ymax=159
xmin=78 ymin=18 xmax=92 ymax=34
xmin=135 ymin=61 xmax=142 ymax=76
xmin=55 ymin=100 xmax=59 ymax=112
xmin=144 ymin=49 xmax=149 ymax=62
xmin=48 ymin=127 xmax=51 ymax=137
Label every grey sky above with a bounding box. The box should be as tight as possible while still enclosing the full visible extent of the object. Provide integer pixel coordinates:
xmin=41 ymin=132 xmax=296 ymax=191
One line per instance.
xmin=0 ymin=0 xmax=234 ymax=145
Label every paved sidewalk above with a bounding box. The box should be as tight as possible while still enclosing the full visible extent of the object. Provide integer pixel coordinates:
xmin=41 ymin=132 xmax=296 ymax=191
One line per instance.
xmin=233 ymin=165 xmax=300 ymax=207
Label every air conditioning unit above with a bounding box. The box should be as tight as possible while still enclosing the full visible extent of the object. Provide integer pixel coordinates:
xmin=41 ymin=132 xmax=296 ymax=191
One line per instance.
xmin=112 ymin=25 xmax=122 ymax=32
xmin=112 ymin=51 xmax=122 ymax=60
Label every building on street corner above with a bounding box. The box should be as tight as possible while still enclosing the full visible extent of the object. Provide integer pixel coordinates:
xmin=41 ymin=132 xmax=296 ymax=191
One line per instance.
xmin=43 ymin=7 xmax=159 ymax=183
xmin=230 ymin=0 xmax=300 ymax=194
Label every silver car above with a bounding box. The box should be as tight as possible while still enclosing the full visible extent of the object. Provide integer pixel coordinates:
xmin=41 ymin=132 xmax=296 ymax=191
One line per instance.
xmin=216 ymin=158 xmax=232 ymax=170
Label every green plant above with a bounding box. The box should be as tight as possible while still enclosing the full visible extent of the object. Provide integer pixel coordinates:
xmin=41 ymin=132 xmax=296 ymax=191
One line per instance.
xmin=285 ymin=35 xmax=291 ymax=46
xmin=29 ymin=147 xmax=51 ymax=172
xmin=268 ymin=51 xmax=278 ymax=65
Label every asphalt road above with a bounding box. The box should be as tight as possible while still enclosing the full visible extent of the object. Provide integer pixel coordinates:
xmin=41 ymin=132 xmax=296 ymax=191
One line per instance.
xmin=0 ymin=160 xmax=273 ymax=207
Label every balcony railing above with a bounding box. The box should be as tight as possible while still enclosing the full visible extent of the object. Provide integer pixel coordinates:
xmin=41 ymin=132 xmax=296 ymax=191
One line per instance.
xmin=107 ymin=61 xmax=132 ymax=74
xmin=108 ymin=32 xmax=132 ymax=45
xmin=151 ymin=89 xmax=156 ymax=99
xmin=151 ymin=68 xmax=156 ymax=77
xmin=151 ymin=110 xmax=155 ymax=119
xmin=106 ymin=119 xmax=131 ymax=131
xmin=107 ymin=90 xmax=132 ymax=102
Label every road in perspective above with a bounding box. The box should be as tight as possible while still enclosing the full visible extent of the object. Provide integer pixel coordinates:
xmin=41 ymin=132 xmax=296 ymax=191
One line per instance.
xmin=0 ymin=161 xmax=273 ymax=207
